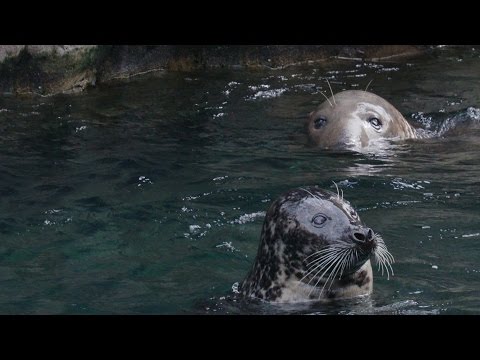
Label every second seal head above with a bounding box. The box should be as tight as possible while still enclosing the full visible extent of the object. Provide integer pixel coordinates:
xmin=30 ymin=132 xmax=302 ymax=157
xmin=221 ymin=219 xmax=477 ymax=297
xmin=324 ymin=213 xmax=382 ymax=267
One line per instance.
xmin=306 ymin=90 xmax=417 ymax=152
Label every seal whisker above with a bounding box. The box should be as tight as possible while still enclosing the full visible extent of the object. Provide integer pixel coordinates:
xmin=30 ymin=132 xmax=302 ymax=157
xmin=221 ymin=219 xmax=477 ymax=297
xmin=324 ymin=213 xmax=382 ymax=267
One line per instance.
xmin=378 ymin=258 xmax=391 ymax=280
xmin=332 ymin=181 xmax=340 ymax=200
xmin=319 ymin=91 xmax=333 ymax=108
xmin=365 ymin=79 xmax=373 ymax=92
xmin=325 ymin=78 xmax=336 ymax=106
xmin=301 ymin=250 xmax=341 ymax=284
xmin=308 ymin=242 xmax=354 ymax=256
xmin=306 ymin=248 xmax=353 ymax=274
xmin=307 ymin=255 xmax=341 ymax=296
xmin=377 ymin=256 xmax=386 ymax=277
xmin=323 ymin=248 xmax=351 ymax=294
xmin=351 ymin=250 xmax=356 ymax=267
xmin=338 ymin=248 xmax=355 ymax=280
xmin=346 ymin=249 xmax=354 ymax=270
xmin=316 ymin=247 xmax=353 ymax=299
xmin=376 ymin=246 xmax=395 ymax=268
xmin=378 ymin=253 xmax=394 ymax=279
xmin=306 ymin=252 xmax=339 ymax=268
xmin=305 ymin=249 xmax=342 ymax=274
xmin=305 ymin=243 xmax=355 ymax=266
xmin=373 ymin=238 xmax=395 ymax=280
xmin=300 ymin=187 xmax=329 ymax=209
xmin=307 ymin=188 xmax=328 ymax=205
xmin=304 ymin=245 xmax=344 ymax=260
xmin=305 ymin=251 xmax=333 ymax=263
xmin=330 ymin=253 xmax=349 ymax=287
xmin=374 ymin=234 xmax=395 ymax=263
xmin=349 ymin=249 xmax=357 ymax=270
xmin=306 ymin=247 xmax=351 ymax=288
xmin=311 ymin=257 xmax=340 ymax=297
xmin=305 ymin=254 xmax=338 ymax=273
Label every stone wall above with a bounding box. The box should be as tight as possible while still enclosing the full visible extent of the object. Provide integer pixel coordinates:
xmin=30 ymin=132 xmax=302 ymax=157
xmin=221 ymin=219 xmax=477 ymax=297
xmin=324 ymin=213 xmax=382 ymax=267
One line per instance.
xmin=0 ymin=45 xmax=431 ymax=96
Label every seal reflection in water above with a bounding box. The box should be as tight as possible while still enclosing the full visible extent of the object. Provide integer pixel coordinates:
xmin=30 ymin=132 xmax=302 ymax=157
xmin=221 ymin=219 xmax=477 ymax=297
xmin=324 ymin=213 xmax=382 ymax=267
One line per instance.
xmin=240 ymin=186 xmax=394 ymax=303
xmin=306 ymin=90 xmax=417 ymax=152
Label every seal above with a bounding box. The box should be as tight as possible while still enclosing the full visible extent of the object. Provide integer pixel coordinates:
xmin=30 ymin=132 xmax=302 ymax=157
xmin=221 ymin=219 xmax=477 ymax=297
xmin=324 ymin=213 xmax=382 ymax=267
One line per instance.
xmin=306 ymin=90 xmax=417 ymax=151
xmin=239 ymin=186 xmax=394 ymax=303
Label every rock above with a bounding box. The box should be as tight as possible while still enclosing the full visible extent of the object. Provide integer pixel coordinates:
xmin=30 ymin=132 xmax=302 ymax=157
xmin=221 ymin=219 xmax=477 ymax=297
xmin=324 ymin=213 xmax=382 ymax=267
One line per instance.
xmin=0 ymin=45 xmax=26 ymax=62
xmin=0 ymin=45 xmax=443 ymax=97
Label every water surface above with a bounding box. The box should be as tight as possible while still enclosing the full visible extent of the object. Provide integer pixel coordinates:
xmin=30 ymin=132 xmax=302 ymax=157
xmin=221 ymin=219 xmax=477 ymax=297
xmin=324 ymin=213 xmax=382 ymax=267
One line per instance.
xmin=1 ymin=46 xmax=479 ymax=314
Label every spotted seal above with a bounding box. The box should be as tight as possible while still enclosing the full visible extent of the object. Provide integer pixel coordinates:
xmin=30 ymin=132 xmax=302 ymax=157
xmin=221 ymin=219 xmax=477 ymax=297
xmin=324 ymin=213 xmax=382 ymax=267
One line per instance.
xmin=239 ymin=186 xmax=394 ymax=303
xmin=306 ymin=90 xmax=417 ymax=151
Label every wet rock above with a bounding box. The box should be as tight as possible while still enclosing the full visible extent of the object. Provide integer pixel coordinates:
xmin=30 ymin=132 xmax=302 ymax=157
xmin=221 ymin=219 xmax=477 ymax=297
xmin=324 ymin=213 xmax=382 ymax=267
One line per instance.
xmin=0 ymin=45 xmax=438 ymax=97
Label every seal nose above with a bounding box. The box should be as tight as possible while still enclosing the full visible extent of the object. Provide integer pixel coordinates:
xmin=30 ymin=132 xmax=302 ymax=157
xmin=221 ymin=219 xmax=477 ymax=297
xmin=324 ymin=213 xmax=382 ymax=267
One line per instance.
xmin=353 ymin=228 xmax=373 ymax=242
xmin=353 ymin=227 xmax=375 ymax=250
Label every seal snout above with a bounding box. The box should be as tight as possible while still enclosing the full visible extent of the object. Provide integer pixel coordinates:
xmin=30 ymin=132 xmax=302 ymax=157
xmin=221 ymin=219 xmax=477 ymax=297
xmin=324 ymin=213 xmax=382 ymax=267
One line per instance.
xmin=352 ymin=227 xmax=376 ymax=251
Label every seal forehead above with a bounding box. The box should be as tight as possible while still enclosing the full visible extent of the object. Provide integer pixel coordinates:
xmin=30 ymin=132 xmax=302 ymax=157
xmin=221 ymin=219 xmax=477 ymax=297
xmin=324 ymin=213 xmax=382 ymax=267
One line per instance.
xmin=356 ymin=102 xmax=393 ymax=122
xmin=280 ymin=189 xmax=360 ymax=224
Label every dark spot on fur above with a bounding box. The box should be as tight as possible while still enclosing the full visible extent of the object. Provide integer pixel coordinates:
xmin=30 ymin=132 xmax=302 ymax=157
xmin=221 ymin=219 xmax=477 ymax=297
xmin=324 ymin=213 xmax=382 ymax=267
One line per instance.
xmin=264 ymin=227 xmax=271 ymax=241
xmin=260 ymin=276 xmax=271 ymax=289
xmin=291 ymin=260 xmax=302 ymax=269
xmin=269 ymin=285 xmax=282 ymax=299
xmin=355 ymin=270 xmax=368 ymax=286
xmin=265 ymin=288 xmax=275 ymax=299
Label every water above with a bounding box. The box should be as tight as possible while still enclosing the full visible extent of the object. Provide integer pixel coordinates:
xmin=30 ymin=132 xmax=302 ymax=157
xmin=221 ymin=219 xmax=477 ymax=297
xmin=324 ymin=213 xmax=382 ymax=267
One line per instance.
xmin=1 ymin=46 xmax=480 ymax=314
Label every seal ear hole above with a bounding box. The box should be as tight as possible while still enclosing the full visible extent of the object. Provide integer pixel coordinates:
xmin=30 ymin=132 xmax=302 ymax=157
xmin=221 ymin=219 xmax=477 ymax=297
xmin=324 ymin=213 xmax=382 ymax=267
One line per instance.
xmin=312 ymin=214 xmax=328 ymax=227
xmin=313 ymin=116 xmax=327 ymax=129
xmin=369 ymin=117 xmax=382 ymax=131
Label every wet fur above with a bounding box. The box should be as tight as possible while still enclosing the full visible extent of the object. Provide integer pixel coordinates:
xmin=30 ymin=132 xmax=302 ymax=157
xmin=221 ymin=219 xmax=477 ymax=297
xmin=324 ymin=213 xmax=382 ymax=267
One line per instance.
xmin=240 ymin=187 xmax=391 ymax=303
xmin=306 ymin=90 xmax=416 ymax=151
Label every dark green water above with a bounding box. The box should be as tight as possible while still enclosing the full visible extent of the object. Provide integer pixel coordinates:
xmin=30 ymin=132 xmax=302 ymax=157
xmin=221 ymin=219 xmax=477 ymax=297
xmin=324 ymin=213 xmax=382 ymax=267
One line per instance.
xmin=1 ymin=46 xmax=480 ymax=314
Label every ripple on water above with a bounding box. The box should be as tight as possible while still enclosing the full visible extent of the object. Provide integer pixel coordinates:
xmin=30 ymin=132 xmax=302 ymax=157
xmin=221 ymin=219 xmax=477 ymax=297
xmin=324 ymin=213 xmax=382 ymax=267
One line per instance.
xmin=2 ymin=47 xmax=480 ymax=314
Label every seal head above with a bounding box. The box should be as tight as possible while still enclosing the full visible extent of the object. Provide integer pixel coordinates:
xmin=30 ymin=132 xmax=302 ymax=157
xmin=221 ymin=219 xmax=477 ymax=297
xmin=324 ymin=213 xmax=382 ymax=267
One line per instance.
xmin=306 ymin=90 xmax=416 ymax=151
xmin=240 ymin=186 xmax=393 ymax=303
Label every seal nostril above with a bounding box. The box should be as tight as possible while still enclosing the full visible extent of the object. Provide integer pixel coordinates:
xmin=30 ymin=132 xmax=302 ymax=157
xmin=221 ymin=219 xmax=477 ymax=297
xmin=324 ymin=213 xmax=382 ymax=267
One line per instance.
xmin=367 ymin=228 xmax=374 ymax=241
xmin=354 ymin=232 xmax=366 ymax=242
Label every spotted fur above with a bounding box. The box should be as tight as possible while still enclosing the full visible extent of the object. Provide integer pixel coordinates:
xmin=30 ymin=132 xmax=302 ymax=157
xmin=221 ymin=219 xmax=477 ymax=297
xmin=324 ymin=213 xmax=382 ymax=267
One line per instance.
xmin=240 ymin=186 xmax=390 ymax=303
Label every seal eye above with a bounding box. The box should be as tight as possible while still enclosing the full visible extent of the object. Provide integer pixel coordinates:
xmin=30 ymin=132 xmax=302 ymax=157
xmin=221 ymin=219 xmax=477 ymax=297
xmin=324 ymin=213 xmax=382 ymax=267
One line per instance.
xmin=369 ymin=117 xmax=382 ymax=131
xmin=313 ymin=116 xmax=327 ymax=129
xmin=312 ymin=214 xmax=328 ymax=228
